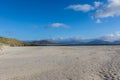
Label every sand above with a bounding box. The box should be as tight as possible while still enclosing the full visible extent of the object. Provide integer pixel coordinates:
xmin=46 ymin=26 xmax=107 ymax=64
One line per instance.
xmin=0 ymin=46 xmax=120 ymax=80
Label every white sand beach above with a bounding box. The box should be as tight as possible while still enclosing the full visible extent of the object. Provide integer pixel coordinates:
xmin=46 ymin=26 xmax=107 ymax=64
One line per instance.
xmin=0 ymin=46 xmax=120 ymax=80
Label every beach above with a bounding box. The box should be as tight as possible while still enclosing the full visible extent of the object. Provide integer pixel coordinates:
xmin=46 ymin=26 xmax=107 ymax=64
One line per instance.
xmin=0 ymin=46 xmax=120 ymax=80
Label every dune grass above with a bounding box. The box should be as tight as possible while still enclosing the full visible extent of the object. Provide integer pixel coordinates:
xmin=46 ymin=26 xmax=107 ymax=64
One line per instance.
xmin=0 ymin=37 xmax=32 ymax=46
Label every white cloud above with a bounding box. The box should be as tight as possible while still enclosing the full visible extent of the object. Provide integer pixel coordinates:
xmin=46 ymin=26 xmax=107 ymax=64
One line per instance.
xmin=101 ymin=32 xmax=120 ymax=41
xmin=49 ymin=32 xmax=120 ymax=43
xmin=66 ymin=1 xmax=103 ymax=12
xmin=47 ymin=23 xmax=69 ymax=28
xmin=49 ymin=37 xmax=87 ymax=44
xmin=94 ymin=1 xmax=103 ymax=8
xmin=66 ymin=4 xmax=94 ymax=12
xmin=95 ymin=0 xmax=120 ymax=18
xmin=96 ymin=19 xmax=102 ymax=23
xmin=66 ymin=0 xmax=120 ymax=22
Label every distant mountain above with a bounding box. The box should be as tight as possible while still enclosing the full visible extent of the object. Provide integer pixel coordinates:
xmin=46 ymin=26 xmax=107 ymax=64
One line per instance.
xmin=0 ymin=37 xmax=34 ymax=46
xmin=28 ymin=38 xmax=120 ymax=46
xmin=113 ymin=40 xmax=120 ymax=45
xmin=31 ymin=40 xmax=56 ymax=45
xmin=2 ymin=37 xmax=120 ymax=46
xmin=49 ymin=39 xmax=120 ymax=45
xmin=49 ymin=38 xmax=91 ymax=45
xmin=86 ymin=39 xmax=111 ymax=45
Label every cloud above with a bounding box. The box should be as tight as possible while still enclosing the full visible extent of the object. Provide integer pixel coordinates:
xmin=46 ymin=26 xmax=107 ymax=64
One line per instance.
xmin=49 ymin=37 xmax=87 ymax=44
xmin=95 ymin=0 xmax=120 ymax=18
xmin=48 ymin=31 xmax=120 ymax=43
xmin=66 ymin=0 xmax=120 ymax=22
xmin=96 ymin=19 xmax=102 ymax=23
xmin=66 ymin=1 xmax=102 ymax=12
xmin=47 ymin=23 xmax=69 ymax=28
xmin=66 ymin=4 xmax=94 ymax=12
xmin=94 ymin=1 xmax=103 ymax=8
xmin=101 ymin=32 xmax=120 ymax=41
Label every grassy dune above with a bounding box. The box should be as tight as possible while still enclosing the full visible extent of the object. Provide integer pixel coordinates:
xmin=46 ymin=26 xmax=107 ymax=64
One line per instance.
xmin=0 ymin=37 xmax=32 ymax=46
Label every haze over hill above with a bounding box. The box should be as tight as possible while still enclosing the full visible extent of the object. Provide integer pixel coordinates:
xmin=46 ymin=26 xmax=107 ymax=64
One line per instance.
xmin=31 ymin=38 xmax=120 ymax=45
xmin=31 ymin=40 xmax=56 ymax=45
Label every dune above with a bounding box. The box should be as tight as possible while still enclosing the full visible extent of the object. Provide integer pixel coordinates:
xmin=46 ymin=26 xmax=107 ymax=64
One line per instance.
xmin=0 ymin=46 xmax=120 ymax=80
xmin=0 ymin=37 xmax=34 ymax=46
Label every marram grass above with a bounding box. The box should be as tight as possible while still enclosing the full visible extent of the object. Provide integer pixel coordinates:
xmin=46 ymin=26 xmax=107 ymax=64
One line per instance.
xmin=0 ymin=37 xmax=32 ymax=46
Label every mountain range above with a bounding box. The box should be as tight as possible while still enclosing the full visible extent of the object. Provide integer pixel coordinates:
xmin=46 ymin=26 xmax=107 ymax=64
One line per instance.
xmin=31 ymin=39 xmax=120 ymax=45
xmin=1 ymin=37 xmax=120 ymax=46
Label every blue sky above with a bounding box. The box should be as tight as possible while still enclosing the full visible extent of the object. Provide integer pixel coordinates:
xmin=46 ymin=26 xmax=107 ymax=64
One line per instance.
xmin=0 ymin=0 xmax=120 ymax=40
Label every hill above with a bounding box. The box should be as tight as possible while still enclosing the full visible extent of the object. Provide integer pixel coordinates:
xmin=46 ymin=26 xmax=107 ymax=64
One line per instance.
xmin=86 ymin=39 xmax=111 ymax=45
xmin=31 ymin=40 xmax=56 ymax=45
xmin=0 ymin=37 xmax=33 ymax=46
xmin=48 ymin=39 xmax=120 ymax=45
